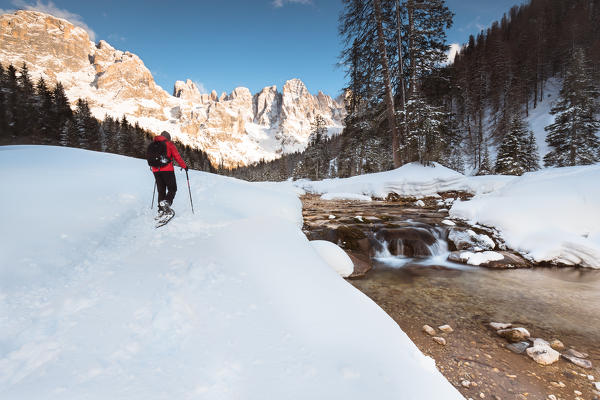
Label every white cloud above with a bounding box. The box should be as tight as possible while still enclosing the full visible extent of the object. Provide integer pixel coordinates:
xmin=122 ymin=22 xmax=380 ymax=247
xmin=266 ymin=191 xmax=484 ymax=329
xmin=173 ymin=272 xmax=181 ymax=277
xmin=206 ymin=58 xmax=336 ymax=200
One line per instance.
xmin=0 ymin=8 xmax=16 ymax=14
xmin=446 ymin=43 xmax=461 ymax=64
xmin=272 ymin=0 xmax=313 ymax=8
xmin=194 ymin=81 xmax=208 ymax=95
xmin=11 ymin=0 xmax=96 ymax=41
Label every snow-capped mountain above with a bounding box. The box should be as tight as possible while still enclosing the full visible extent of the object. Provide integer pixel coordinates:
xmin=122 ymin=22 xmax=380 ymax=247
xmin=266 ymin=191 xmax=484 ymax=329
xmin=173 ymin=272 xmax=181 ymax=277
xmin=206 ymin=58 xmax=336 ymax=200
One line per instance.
xmin=0 ymin=10 xmax=346 ymax=167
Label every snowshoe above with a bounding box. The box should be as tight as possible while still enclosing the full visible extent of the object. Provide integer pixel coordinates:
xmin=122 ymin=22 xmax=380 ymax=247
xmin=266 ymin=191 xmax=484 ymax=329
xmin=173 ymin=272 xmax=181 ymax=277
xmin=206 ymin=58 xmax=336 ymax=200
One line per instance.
xmin=155 ymin=208 xmax=175 ymax=228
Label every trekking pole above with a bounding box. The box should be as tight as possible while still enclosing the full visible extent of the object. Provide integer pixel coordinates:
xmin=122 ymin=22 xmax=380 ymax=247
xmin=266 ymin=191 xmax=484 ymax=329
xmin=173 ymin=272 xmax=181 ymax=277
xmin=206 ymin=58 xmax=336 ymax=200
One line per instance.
xmin=185 ymin=169 xmax=194 ymax=214
xmin=151 ymin=181 xmax=156 ymax=209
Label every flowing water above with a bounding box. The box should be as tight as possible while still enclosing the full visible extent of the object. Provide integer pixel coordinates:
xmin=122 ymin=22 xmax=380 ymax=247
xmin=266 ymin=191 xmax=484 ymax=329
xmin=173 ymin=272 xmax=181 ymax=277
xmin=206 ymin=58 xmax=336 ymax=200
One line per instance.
xmin=302 ymin=194 xmax=600 ymax=396
xmin=356 ymin=261 xmax=600 ymax=342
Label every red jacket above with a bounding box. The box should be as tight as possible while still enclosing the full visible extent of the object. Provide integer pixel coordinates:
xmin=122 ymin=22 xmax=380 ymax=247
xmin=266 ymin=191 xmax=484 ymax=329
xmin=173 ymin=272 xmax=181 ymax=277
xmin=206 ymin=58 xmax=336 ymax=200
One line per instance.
xmin=151 ymin=135 xmax=187 ymax=172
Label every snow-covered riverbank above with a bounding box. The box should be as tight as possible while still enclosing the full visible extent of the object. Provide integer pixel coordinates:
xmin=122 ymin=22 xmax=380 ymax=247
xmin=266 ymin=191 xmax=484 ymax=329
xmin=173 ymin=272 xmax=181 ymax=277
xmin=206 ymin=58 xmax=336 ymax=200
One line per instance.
xmin=0 ymin=146 xmax=463 ymax=399
xmin=292 ymin=162 xmax=600 ymax=269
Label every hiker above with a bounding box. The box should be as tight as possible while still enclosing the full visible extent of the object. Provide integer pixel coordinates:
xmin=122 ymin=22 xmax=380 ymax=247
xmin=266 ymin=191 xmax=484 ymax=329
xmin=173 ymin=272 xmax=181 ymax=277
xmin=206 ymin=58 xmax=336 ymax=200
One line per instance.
xmin=148 ymin=131 xmax=188 ymax=217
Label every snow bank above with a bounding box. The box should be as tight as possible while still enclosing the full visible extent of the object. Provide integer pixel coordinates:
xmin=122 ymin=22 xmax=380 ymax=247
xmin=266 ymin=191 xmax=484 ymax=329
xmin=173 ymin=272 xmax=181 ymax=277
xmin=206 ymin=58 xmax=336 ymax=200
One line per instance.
xmin=310 ymin=240 xmax=354 ymax=277
xmin=296 ymin=162 xmax=512 ymax=198
xmin=450 ymin=164 xmax=600 ymax=268
xmin=0 ymin=146 xmax=463 ymax=399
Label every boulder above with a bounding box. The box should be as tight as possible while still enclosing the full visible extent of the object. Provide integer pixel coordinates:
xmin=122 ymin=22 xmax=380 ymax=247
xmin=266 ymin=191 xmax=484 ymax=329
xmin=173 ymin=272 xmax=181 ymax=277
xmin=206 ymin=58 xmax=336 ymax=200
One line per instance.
xmin=438 ymin=324 xmax=454 ymax=333
xmin=526 ymin=339 xmax=560 ymax=365
xmin=497 ymin=327 xmax=531 ymax=343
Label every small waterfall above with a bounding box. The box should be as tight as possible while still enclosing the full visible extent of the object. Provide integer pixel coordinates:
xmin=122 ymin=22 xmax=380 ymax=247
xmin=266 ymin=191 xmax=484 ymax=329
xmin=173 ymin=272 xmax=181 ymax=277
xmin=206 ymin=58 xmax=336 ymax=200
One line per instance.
xmin=373 ymin=225 xmax=452 ymax=267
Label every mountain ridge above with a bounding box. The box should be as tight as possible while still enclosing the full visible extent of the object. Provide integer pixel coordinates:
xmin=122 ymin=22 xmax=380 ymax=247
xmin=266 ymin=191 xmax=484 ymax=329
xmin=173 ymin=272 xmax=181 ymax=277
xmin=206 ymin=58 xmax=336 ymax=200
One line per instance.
xmin=0 ymin=10 xmax=345 ymax=167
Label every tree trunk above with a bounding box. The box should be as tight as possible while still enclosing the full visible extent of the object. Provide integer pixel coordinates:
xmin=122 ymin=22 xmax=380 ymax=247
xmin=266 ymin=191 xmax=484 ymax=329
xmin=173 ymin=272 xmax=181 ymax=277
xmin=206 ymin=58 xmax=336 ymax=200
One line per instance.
xmin=373 ymin=0 xmax=401 ymax=168
xmin=407 ymin=0 xmax=416 ymax=96
xmin=396 ymin=0 xmax=407 ymax=151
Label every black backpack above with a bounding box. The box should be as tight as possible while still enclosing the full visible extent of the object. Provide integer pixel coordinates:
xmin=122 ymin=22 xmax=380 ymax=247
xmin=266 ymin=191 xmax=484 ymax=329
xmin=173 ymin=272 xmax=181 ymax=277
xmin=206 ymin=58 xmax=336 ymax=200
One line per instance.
xmin=146 ymin=141 xmax=170 ymax=168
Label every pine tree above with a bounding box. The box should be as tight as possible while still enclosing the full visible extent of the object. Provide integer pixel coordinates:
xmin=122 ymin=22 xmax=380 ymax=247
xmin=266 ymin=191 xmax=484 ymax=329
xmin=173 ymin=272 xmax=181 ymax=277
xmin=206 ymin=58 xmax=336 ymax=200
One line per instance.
xmin=0 ymin=64 xmax=7 ymax=141
xmin=544 ymin=48 xmax=600 ymax=167
xmin=51 ymin=82 xmax=72 ymax=144
xmin=17 ymin=63 xmax=36 ymax=139
xmin=446 ymin=145 xmax=465 ymax=173
xmin=404 ymin=94 xmax=445 ymax=165
xmin=495 ymin=114 xmax=537 ymax=175
xmin=478 ymin=145 xmax=493 ymax=175
xmin=296 ymin=115 xmax=330 ymax=180
xmin=524 ymin=131 xmax=540 ymax=172
xmin=35 ymin=77 xmax=54 ymax=143
xmin=5 ymin=64 xmax=19 ymax=139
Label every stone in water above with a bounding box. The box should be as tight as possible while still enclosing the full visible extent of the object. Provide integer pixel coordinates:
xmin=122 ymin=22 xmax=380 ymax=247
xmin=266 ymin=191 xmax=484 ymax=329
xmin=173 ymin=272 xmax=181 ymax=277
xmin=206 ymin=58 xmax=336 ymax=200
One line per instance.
xmin=422 ymin=325 xmax=436 ymax=336
xmin=438 ymin=324 xmax=454 ymax=333
xmin=550 ymin=339 xmax=565 ymax=351
xmin=433 ymin=337 xmax=447 ymax=346
xmin=526 ymin=339 xmax=560 ymax=365
xmin=497 ymin=327 xmax=530 ymax=343
xmin=506 ymin=341 xmax=530 ymax=354
xmin=561 ymin=353 xmax=593 ymax=369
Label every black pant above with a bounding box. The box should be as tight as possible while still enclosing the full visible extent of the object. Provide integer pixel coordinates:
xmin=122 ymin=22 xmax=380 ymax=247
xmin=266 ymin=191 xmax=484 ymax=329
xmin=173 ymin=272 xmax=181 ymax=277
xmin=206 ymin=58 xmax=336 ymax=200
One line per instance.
xmin=154 ymin=171 xmax=177 ymax=206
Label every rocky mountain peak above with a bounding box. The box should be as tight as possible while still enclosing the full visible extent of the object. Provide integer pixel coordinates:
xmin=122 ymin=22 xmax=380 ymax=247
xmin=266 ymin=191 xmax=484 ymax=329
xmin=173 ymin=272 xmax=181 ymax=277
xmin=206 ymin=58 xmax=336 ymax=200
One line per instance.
xmin=173 ymin=79 xmax=202 ymax=101
xmin=282 ymin=78 xmax=310 ymax=99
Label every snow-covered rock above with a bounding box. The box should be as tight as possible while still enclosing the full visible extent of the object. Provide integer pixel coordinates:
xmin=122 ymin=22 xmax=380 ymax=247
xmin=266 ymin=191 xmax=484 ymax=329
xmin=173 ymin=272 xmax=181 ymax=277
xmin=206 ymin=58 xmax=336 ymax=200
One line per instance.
xmin=310 ymin=240 xmax=354 ymax=277
xmin=448 ymin=229 xmax=495 ymax=251
xmin=450 ymin=251 xmax=505 ymax=266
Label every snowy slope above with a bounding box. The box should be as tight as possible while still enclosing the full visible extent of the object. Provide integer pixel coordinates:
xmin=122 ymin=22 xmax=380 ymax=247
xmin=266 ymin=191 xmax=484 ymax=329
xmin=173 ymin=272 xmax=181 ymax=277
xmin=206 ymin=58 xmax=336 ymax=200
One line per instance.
xmin=524 ymin=77 xmax=562 ymax=159
xmin=0 ymin=146 xmax=463 ymax=399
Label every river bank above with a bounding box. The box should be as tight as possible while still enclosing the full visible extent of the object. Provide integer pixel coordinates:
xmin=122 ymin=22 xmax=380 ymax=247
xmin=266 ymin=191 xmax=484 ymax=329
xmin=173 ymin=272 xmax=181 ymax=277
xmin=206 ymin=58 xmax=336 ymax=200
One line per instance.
xmin=301 ymin=194 xmax=600 ymax=400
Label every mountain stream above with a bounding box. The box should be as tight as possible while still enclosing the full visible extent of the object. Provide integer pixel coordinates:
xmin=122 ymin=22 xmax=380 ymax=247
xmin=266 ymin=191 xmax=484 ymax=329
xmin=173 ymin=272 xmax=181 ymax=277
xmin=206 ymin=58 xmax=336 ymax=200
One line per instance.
xmin=301 ymin=194 xmax=600 ymax=400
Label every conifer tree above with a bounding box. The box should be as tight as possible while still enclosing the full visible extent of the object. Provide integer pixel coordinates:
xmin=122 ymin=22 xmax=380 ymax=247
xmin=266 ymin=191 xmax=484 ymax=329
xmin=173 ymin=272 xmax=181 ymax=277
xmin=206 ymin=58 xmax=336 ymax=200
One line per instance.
xmin=0 ymin=64 xmax=7 ymax=141
xmin=404 ymin=94 xmax=444 ymax=165
xmin=5 ymin=64 xmax=19 ymax=139
xmin=478 ymin=145 xmax=493 ymax=175
xmin=35 ymin=77 xmax=53 ymax=143
xmin=495 ymin=114 xmax=538 ymax=175
xmin=17 ymin=63 xmax=36 ymax=139
xmin=51 ymin=82 xmax=72 ymax=143
xmin=544 ymin=48 xmax=600 ymax=167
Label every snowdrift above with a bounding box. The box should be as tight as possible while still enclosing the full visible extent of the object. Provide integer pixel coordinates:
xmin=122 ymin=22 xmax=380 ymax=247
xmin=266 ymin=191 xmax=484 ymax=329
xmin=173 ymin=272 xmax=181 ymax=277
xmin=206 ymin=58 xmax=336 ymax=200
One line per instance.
xmin=296 ymin=162 xmax=512 ymax=198
xmin=0 ymin=146 xmax=462 ymax=399
xmin=450 ymin=165 xmax=600 ymax=268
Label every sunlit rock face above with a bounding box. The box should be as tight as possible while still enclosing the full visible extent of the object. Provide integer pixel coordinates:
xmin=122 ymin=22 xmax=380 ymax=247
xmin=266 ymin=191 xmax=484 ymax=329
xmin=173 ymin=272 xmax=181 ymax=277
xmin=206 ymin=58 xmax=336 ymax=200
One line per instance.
xmin=0 ymin=10 xmax=346 ymax=168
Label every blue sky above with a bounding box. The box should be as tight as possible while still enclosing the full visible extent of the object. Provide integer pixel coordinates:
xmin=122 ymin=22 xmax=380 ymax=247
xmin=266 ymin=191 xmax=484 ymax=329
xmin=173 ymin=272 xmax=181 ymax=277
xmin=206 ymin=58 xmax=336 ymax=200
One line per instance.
xmin=0 ymin=0 xmax=526 ymax=98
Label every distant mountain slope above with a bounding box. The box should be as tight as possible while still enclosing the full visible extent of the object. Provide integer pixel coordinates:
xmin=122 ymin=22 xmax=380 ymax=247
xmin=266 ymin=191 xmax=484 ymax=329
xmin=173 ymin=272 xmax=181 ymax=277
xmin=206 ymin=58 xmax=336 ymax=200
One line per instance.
xmin=0 ymin=10 xmax=345 ymax=167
